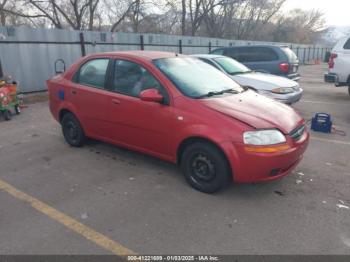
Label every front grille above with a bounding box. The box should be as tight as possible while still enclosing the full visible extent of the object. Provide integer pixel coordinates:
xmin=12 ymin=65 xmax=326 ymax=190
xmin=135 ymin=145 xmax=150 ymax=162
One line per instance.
xmin=290 ymin=125 xmax=305 ymax=141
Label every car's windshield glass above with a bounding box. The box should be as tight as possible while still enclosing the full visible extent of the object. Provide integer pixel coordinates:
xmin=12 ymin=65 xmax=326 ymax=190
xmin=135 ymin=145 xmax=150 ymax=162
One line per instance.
xmin=282 ymin=47 xmax=298 ymax=63
xmin=213 ymin=57 xmax=251 ymax=75
xmin=153 ymin=57 xmax=243 ymax=98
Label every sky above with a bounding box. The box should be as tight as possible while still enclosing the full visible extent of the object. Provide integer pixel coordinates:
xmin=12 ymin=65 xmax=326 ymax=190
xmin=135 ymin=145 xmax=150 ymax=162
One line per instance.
xmin=283 ymin=0 xmax=350 ymax=27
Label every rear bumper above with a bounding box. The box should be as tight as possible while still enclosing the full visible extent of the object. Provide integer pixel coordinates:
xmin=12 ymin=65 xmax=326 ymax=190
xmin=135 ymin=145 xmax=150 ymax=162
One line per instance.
xmin=287 ymin=73 xmax=301 ymax=82
xmin=220 ymin=130 xmax=309 ymax=183
xmin=324 ymin=72 xmax=338 ymax=83
xmin=324 ymin=72 xmax=347 ymax=87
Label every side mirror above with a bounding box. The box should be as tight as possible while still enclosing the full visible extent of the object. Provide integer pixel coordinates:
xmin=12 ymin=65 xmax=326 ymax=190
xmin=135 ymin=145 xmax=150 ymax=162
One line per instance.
xmin=140 ymin=88 xmax=164 ymax=103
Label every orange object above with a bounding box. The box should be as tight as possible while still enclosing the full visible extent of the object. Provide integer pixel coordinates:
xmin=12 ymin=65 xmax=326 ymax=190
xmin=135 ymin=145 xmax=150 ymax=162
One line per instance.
xmin=0 ymin=83 xmax=17 ymax=103
xmin=244 ymin=144 xmax=290 ymax=153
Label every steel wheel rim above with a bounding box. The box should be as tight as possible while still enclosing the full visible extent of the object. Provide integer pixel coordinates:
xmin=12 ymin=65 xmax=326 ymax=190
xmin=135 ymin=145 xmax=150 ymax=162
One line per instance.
xmin=190 ymin=153 xmax=216 ymax=182
xmin=65 ymin=121 xmax=79 ymax=142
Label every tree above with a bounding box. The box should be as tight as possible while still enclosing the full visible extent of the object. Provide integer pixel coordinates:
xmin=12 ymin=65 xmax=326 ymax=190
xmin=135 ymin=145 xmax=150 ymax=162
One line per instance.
xmin=203 ymin=0 xmax=245 ymax=38
xmin=273 ymin=9 xmax=326 ymax=44
xmin=0 ymin=0 xmax=8 ymax=25
xmin=1 ymin=0 xmax=100 ymax=30
xmin=0 ymin=0 xmax=328 ymax=45
xmin=102 ymin=0 xmax=138 ymax=32
xmin=232 ymin=0 xmax=286 ymax=40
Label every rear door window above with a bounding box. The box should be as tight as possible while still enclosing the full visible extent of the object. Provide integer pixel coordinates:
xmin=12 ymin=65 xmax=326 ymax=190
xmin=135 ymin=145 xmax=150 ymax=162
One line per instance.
xmin=252 ymin=47 xmax=279 ymax=62
xmin=75 ymin=59 xmax=110 ymax=89
xmin=224 ymin=47 xmax=278 ymax=62
xmin=343 ymin=38 xmax=350 ymax=49
xmin=224 ymin=48 xmax=240 ymax=60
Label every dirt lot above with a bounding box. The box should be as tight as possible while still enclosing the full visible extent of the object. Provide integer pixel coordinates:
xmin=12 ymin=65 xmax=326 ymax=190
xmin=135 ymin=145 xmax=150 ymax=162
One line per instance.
xmin=0 ymin=64 xmax=350 ymax=255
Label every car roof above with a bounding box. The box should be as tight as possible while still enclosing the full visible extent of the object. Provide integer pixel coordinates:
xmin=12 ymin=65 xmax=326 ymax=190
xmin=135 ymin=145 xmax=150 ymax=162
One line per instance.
xmin=215 ymin=45 xmax=287 ymax=49
xmin=192 ymin=54 xmax=225 ymax=59
xmin=87 ymin=50 xmax=185 ymax=61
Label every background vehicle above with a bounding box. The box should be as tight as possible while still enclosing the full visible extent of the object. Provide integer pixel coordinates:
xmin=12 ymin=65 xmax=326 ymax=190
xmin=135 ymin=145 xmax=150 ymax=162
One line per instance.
xmin=47 ymin=51 xmax=308 ymax=194
xmin=210 ymin=45 xmax=300 ymax=81
xmin=193 ymin=54 xmax=303 ymax=105
xmin=324 ymin=37 xmax=350 ymax=95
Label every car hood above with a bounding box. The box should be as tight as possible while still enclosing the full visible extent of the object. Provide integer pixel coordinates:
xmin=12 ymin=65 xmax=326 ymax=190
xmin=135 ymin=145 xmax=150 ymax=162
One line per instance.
xmin=231 ymin=72 xmax=297 ymax=90
xmin=199 ymin=90 xmax=303 ymax=134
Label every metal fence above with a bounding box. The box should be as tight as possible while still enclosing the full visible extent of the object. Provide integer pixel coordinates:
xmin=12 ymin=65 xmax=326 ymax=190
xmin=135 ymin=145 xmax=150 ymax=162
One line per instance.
xmin=0 ymin=26 xmax=332 ymax=93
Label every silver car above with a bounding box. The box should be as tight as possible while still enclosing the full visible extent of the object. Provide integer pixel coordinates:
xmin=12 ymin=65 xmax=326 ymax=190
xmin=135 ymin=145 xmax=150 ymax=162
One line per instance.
xmin=193 ymin=54 xmax=303 ymax=105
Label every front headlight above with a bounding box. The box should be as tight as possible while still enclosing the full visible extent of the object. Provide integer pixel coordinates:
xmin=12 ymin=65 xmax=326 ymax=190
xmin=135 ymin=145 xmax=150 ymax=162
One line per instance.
xmin=271 ymin=87 xmax=294 ymax=94
xmin=243 ymin=129 xmax=286 ymax=146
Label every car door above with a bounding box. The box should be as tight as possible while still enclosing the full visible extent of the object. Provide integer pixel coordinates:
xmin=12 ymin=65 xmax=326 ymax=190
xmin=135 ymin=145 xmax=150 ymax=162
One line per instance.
xmin=104 ymin=59 xmax=175 ymax=160
xmin=69 ymin=58 xmax=112 ymax=137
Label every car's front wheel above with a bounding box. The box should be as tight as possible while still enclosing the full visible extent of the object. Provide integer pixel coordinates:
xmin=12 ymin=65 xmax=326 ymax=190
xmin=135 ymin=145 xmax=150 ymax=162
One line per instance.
xmin=61 ymin=113 xmax=85 ymax=147
xmin=181 ymin=142 xmax=232 ymax=193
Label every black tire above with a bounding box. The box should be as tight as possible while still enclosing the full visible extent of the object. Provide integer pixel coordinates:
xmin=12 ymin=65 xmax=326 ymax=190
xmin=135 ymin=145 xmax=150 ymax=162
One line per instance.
xmin=181 ymin=142 xmax=232 ymax=193
xmin=61 ymin=113 xmax=85 ymax=147
xmin=348 ymin=85 xmax=350 ymax=96
xmin=3 ymin=110 xmax=11 ymax=121
xmin=15 ymin=105 xmax=21 ymax=115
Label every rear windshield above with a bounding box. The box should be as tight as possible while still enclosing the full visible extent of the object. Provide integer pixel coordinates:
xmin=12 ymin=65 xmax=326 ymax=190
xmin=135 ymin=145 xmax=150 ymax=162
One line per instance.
xmin=343 ymin=38 xmax=350 ymax=49
xmin=282 ymin=47 xmax=299 ymax=63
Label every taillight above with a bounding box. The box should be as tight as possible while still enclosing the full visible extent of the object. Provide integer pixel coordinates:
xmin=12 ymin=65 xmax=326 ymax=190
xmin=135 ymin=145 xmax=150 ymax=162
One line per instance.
xmin=328 ymin=53 xmax=337 ymax=69
xmin=279 ymin=63 xmax=289 ymax=73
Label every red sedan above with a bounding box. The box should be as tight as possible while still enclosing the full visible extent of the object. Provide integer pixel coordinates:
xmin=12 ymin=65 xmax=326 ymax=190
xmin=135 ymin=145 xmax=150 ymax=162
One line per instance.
xmin=47 ymin=51 xmax=309 ymax=193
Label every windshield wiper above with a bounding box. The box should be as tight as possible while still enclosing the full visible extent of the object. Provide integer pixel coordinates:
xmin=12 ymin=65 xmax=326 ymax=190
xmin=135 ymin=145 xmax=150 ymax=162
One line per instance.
xmin=196 ymin=88 xmax=239 ymax=98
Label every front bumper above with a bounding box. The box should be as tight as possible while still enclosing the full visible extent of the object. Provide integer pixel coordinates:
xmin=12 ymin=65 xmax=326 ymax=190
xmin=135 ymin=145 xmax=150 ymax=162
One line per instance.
xmin=220 ymin=129 xmax=309 ymax=183
xmin=261 ymin=88 xmax=303 ymax=105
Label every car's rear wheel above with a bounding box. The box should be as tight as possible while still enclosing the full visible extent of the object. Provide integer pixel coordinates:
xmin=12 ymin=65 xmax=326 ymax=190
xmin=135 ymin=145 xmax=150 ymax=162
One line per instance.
xmin=181 ymin=142 xmax=231 ymax=193
xmin=61 ymin=113 xmax=85 ymax=147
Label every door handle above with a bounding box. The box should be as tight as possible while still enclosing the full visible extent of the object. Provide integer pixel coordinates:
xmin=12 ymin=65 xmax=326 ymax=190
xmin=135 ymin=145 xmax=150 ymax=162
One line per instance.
xmin=71 ymin=89 xmax=77 ymax=95
xmin=111 ymin=99 xmax=121 ymax=105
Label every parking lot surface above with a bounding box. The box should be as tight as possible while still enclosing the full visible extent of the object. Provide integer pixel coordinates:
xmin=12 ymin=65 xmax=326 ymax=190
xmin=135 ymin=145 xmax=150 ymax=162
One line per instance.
xmin=0 ymin=64 xmax=350 ymax=255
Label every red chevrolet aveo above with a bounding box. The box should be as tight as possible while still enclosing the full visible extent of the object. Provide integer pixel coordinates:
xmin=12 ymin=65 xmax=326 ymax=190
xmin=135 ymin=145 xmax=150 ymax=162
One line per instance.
xmin=47 ymin=51 xmax=309 ymax=193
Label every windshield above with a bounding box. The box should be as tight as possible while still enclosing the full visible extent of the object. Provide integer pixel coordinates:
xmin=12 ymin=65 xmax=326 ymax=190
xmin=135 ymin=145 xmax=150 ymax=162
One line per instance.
xmin=282 ymin=47 xmax=298 ymax=63
xmin=213 ymin=57 xmax=251 ymax=75
xmin=153 ymin=57 xmax=243 ymax=98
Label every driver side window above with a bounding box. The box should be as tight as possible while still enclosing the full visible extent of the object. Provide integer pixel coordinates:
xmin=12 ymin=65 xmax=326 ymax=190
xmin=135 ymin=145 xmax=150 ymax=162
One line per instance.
xmin=112 ymin=60 xmax=166 ymax=99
